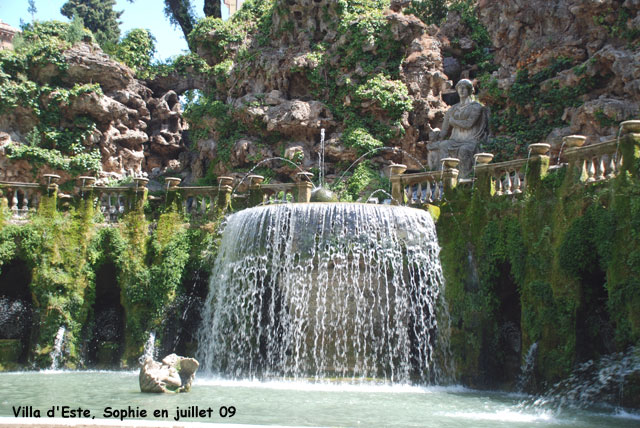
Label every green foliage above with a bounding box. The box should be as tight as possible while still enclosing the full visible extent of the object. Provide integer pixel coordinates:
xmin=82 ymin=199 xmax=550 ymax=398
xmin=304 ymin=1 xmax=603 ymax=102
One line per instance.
xmin=5 ymin=144 xmax=101 ymax=174
xmin=594 ymin=6 xmax=640 ymax=43
xmin=60 ymin=0 xmax=123 ymax=47
xmin=115 ymin=29 xmax=156 ymax=79
xmin=340 ymin=160 xmax=389 ymax=202
xmin=354 ymin=74 xmax=412 ymax=120
xmin=405 ymin=0 xmax=448 ymax=25
xmin=342 ymin=125 xmax=383 ymax=154
xmin=231 ymin=0 xmax=276 ymax=45
xmin=0 ymin=25 xmax=104 ymax=175
xmin=188 ymin=17 xmax=247 ymax=64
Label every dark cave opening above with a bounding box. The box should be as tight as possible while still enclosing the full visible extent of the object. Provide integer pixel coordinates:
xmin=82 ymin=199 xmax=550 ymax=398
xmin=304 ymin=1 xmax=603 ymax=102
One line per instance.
xmin=0 ymin=258 xmax=33 ymax=363
xmin=86 ymin=262 xmax=125 ymax=367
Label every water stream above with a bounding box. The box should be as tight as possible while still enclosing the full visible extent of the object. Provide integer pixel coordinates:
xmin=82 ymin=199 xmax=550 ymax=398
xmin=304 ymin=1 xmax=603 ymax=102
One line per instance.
xmin=49 ymin=326 xmax=66 ymax=370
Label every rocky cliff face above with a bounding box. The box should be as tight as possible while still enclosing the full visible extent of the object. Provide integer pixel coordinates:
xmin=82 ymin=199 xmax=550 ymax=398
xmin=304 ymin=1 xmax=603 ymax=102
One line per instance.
xmin=476 ymin=0 xmax=639 ymax=147
xmin=180 ymin=0 xmax=451 ymax=188
xmin=0 ymin=39 xmax=187 ymax=185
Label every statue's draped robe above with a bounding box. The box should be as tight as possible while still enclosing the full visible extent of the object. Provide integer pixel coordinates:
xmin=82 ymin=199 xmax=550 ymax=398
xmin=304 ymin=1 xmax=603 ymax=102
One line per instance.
xmin=428 ymin=101 xmax=489 ymax=177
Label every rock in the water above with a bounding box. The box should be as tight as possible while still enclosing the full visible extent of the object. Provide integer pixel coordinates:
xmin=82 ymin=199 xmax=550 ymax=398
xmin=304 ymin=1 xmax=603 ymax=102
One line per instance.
xmin=139 ymin=354 xmax=199 ymax=393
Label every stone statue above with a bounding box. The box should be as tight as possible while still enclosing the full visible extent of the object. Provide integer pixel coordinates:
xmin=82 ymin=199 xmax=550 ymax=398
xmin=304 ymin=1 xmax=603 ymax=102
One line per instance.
xmin=139 ymin=354 xmax=199 ymax=393
xmin=427 ymin=79 xmax=490 ymax=177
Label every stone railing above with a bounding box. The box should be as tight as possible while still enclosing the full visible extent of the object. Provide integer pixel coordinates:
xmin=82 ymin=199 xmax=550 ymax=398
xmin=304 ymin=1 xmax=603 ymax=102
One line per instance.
xmin=475 ymin=158 xmax=529 ymax=196
xmin=390 ymin=161 xmax=459 ymax=206
xmin=232 ymin=172 xmax=314 ymax=207
xmin=0 ymin=174 xmax=61 ymax=219
xmin=2 ymin=121 xmax=637 ymax=219
xmin=563 ymin=138 xmax=622 ymax=183
xmin=0 ymin=181 xmax=44 ymax=218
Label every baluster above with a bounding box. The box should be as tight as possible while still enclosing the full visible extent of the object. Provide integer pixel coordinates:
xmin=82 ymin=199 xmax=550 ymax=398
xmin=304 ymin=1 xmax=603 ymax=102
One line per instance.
xmin=118 ymin=194 xmax=125 ymax=215
xmin=107 ymin=193 xmax=115 ymax=222
xmin=607 ymin=155 xmax=616 ymax=179
xmin=200 ymin=196 xmax=207 ymax=214
xmin=11 ymin=189 xmax=19 ymax=213
xmin=504 ymin=171 xmax=513 ymax=195
xmin=433 ymin=181 xmax=441 ymax=201
xmin=30 ymin=193 xmax=38 ymax=213
xmin=596 ymin=156 xmax=606 ymax=181
xmin=404 ymin=186 xmax=410 ymax=204
xmin=494 ymin=174 xmax=503 ymax=196
xmin=513 ymin=170 xmax=522 ymax=194
xmin=587 ymin=157 xmax=596 ymax=182
xmin=425 ymin=180 xmax=432 ymax=203
xmin=416 ymin=182 xmax=423 ymax=204
xmin=21 ymin=190 xmax=29 ymax=216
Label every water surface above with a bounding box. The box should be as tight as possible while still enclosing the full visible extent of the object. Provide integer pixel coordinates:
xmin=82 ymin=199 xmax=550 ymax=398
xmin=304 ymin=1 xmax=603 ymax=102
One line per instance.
xmin=1 ymin=371 xmax=638 ymax=427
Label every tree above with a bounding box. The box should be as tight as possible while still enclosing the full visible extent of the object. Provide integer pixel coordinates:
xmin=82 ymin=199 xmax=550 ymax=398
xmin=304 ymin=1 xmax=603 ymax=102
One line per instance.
xmin=60 ymin=0 xmax=123 ymax=47
xmin=164 ymin=0 xmax=222 ymax=44
xmin=203 ymin=0 xmax=221 ymax=19
xmin=164 ymin=0 xmax=195 ymax=45
xmin=115 ymin=29 xmax=156 ymax=79
xmin=28 ymin=0 xmax=37 ymax=22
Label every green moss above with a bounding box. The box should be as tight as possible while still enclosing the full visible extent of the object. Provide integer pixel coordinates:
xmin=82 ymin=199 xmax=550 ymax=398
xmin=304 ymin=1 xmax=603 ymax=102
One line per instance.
xmin=438 ymin=136 xmax=640 ymax=388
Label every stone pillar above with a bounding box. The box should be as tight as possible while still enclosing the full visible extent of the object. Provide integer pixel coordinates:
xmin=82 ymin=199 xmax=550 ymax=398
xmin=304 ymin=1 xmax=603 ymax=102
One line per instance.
xmin=131 ymin=177 xmax=149 ymax=212
xmin=248 ymin=175 xmax=264 ymax=207
xmin=40 ymin=174 xmax=60 ymax=216
xmin=296 ymin=172 xmax=314 ymax=203
xmin=473 ymin=153 xmax=494 ymax=198
xmin=164 ymin=177 xmax=182 ymax=210
xmin=443 ymin=169 xmax=459 ymax=194
xmin=525 ymin=144 xmax=551 ymax=193
xmin=217 ymin=176 xmax=234 ymax=212
xmin=620 ymin=120 xmax=640 ymax=174
xmin=388 ymin=164 xmax=407 ymax=206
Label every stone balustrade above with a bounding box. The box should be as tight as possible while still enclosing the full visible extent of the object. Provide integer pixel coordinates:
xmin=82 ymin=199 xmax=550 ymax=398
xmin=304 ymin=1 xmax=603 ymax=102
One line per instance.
xmin=474 ymin=158 xmax=529 ymax=197
xmin=0 ymin=181 xmax=44 ymax=218
xmin=261 ymin=183 xmax=298 ymax=204
xmin=390 ymin=166 xmax=459 ymax=206
xmin=1 ymin=121 xmax=637 ymax=220
xmin=177 ymin=186 xmax=221 ymax=218
xmin=94 ymin=186 xmax=146 ymax=222
xmin=563 ymin=139 xmax=621 ymax=183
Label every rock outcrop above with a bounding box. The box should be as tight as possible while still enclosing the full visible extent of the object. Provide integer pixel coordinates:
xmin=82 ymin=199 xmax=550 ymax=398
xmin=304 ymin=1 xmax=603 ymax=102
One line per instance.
xmin=139 ymin=354 xmax=199 ymax=393
xmin=476 ymin=0 xmax=640 ymax=145
xmin=0 ymin=42 xmax=188 ymax=184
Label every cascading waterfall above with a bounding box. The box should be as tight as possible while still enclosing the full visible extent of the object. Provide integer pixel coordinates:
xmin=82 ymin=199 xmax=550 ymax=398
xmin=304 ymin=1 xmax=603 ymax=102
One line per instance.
xmin=49 ymin=326 xmax=66 ymax=370
xmin=198 ymin=203 xmax=451 ymax=383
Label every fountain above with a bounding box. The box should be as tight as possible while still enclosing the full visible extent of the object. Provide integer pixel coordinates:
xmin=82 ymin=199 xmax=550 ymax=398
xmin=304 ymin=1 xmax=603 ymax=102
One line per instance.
xmin=197 ymin=203 xmax=451 ymax=383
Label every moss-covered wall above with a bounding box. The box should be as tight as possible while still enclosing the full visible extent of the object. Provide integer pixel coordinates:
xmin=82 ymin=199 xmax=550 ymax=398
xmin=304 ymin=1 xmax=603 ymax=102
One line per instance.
xmin=0 ymin=190 xmax=220 ymax=370
xmin=437 ymin=135 xmax=640 ymax=390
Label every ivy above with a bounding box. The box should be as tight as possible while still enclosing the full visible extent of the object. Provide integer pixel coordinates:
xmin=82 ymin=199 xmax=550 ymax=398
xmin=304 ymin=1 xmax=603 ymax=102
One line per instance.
xmin=114 ymin=29 xmax=156 ymax=79
xmin=354 ymin=74 xmax=412 ymax=121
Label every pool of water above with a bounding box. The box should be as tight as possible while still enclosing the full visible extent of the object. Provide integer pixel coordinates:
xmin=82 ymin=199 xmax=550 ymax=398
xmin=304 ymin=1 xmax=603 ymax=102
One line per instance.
xmin=0 ymin=371 xmax=638 ymax=427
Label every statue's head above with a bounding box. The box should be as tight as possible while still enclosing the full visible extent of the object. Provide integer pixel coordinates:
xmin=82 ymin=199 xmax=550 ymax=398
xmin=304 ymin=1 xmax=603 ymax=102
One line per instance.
xmin=455 ymin=79 xmax=474 ymax=97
